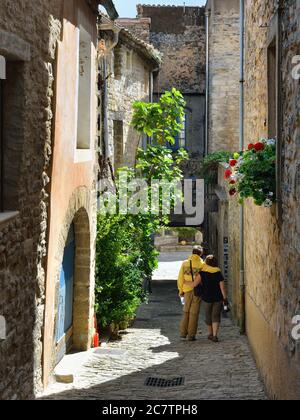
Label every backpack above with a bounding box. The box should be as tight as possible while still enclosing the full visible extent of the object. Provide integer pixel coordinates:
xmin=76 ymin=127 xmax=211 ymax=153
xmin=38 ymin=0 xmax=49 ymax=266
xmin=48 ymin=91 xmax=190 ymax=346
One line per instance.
xmin=190 ymin=260 xmax=203 ymax=298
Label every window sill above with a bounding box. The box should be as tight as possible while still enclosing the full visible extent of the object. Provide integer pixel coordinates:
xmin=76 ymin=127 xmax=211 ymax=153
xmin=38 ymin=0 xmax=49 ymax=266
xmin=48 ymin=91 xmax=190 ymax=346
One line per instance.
xmin=0 ymin=211 xmax=19 ymax=227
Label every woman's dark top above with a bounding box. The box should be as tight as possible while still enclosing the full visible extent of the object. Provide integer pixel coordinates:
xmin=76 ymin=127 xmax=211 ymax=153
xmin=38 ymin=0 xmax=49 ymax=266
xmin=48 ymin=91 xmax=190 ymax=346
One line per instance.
xmin=200 ymin=271 xmax=224 ymax=303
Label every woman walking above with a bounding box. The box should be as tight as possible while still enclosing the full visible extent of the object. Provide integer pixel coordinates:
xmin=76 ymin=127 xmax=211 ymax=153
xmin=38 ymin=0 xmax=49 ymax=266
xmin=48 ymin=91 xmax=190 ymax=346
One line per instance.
xmin=185 ymin=255 xmax=228 ymax=343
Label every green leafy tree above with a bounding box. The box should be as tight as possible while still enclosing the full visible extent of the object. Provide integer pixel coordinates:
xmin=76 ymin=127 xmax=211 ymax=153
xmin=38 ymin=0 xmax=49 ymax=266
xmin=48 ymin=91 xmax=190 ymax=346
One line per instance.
xmin=95 ymin=90 xmax=189 ymax=330
xmin=131 ymin=88 xmax=186 ymax=144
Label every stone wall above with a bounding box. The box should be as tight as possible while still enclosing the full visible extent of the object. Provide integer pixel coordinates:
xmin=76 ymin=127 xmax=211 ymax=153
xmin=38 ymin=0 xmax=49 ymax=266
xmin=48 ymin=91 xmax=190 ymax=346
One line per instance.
xmin=243 ymin=0 xmax=300 ymax=400
xmin=138 ymin=5 xmax=206 ymax=95
xmin=116 ymin=18 xmax=151 ymax=43
xmin=207 ymin=0 xmax=240 ymax=153
xmin=137 ymin=5 xmax=206 ymax=185
xmin=207 ymin=0 xmax=300 ymax=398
xmin=206 ymin=0 xmax=242 ymax=321
xmin=0 ymin=0 xmax=62 ymax=399
xmin=213 ymin=164 xmax=242 ymax=327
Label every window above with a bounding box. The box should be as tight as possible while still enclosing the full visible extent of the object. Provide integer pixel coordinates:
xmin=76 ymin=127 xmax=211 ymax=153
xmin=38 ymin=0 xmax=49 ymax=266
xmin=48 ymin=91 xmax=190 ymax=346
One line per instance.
xmin=113 ymin=120 xmax=124 ymax=170
xmin=267 ymin=40 xmax=277 ymax=139
xmin=267 ymin=15 xmax=282 ymax=221
xmin=0 ymin=58 xmax=25 ymax=213
xmin=77 ymin=26 xmax=92 ymax=150
xmin=170 ymin=114 xmax=187 ymax=151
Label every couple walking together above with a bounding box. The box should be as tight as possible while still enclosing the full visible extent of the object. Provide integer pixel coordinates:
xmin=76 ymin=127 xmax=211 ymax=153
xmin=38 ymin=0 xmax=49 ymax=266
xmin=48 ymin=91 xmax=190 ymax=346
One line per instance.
xmin=177 ymin=246 xmax=228 ymax=343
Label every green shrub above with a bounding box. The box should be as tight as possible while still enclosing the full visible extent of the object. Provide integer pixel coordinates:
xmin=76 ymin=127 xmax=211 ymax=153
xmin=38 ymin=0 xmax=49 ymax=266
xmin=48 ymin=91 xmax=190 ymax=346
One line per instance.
xmin=200 ymin=151 xmax=232 ymax=185
xmin=95 ymin=214 xmax=158 ymax=328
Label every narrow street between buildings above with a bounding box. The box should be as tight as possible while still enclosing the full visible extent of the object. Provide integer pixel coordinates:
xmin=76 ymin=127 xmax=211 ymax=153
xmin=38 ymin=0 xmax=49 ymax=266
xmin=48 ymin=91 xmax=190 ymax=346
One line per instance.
xmin=43 ymin=253 xmax=266 ymax=401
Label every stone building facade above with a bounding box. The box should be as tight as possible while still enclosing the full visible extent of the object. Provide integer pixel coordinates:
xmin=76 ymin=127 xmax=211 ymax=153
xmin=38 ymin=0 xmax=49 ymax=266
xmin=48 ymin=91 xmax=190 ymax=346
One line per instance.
xmin=206 ymin=0 xmax=240 ymax=153
xmin=206 ymin=0 xmax=241 ymax=299
xmin=120 ymin=5 xmax=207 ymax=176
xmin=98 ymin=17 xmax=161 ymax=173
xmin=242 ymin=0 xmax=300 ymax=400
xmin=0 ymin=0 xmax=117 ymax=400
xmin=206 ymin=0 xmax=300 ymax=400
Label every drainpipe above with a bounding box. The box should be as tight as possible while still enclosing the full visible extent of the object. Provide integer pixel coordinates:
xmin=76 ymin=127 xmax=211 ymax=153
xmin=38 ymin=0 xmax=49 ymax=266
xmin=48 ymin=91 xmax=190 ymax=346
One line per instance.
xmin=103 ymin=59 xmax=109 ymax=158
xmin=98 ymin=19 xmax=121 ymax=158
xmin=239 ymin=0 xmax=246 ymax=335
xmin=148 ymin=68 xmax=159 ymax=147
xmin=0 ymin=58 xmax=5 ymax=212
xmin=204 ymin=9 xmax=210 ymax=249
xmin=205 ymin=10 xmax=210 ymax=158
xmin=147 ymin=71 xmax=154 ymax=148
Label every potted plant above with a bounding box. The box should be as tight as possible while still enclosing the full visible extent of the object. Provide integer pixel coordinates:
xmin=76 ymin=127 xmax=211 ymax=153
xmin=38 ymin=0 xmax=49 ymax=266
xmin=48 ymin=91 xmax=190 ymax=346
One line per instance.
xmin=225 ymin=139 xmax=276 ymax=207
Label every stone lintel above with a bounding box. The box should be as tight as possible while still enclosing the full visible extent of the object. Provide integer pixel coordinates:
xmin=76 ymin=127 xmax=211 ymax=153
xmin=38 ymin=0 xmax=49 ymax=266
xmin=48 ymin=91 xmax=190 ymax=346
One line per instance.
xmin=0 ymin=30 xmax=31 ymax=62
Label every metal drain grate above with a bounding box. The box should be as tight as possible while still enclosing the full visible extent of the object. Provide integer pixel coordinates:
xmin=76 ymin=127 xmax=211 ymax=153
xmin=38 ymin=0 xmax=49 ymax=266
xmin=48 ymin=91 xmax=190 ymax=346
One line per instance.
xmin=145 ymin=377 xmax=185 ymax=388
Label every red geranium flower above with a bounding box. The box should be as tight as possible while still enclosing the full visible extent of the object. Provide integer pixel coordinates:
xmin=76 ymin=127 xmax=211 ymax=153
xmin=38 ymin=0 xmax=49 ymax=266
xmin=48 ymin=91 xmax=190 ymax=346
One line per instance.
xmin=230 ymin=180 xmax=236 ymax=185
xmin=229 ymin=188 xmax=237 ymax=196
xmin=254 ymin=142 xmax=265 ymax=152
xmin=248 ymin=143 xmax=255 ymax=150
xmin=224 ymin=169 xmax=232 ymax=180
xmin=230 ymin=159 xmax=238 ymax=167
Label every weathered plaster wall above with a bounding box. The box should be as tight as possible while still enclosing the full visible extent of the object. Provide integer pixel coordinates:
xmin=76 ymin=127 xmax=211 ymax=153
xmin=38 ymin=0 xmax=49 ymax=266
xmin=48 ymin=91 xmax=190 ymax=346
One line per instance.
xmin=0 ymin=0 xmax=62 ymax=399
xmin=43 ymin=0 xmax=98 ymax=388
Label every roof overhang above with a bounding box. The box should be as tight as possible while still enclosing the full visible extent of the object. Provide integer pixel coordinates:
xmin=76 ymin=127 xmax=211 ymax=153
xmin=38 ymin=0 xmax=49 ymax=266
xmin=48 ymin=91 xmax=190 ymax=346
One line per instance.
xmin=99 ymin=15 xmax=161 ymax=69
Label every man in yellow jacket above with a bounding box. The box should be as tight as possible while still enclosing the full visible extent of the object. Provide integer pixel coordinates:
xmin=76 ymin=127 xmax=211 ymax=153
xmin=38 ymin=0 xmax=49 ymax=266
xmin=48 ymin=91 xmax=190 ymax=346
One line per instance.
xmin=178 ymin=246 xmax=204 ymax=341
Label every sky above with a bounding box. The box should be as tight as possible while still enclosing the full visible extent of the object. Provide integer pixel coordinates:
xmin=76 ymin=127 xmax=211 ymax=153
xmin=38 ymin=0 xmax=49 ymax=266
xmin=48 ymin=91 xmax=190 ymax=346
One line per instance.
xmin=111 ymin=0 xmax=207 ymax=18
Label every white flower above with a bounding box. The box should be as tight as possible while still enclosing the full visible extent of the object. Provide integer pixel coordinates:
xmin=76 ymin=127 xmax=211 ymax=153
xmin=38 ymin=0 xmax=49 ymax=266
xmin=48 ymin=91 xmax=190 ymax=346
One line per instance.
xmin=267 ymin=138 xmax=276 ymax=146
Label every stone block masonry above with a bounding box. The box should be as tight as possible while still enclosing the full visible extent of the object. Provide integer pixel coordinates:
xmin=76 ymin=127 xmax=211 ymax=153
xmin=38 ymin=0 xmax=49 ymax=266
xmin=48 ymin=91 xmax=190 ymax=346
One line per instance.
xmin=138 ymin=5 xmax=206 ymax=95
xmin=243 ymin=0 xmax=300 ymax=400
xmin=134 ymin=5 xmax=207 ymax=184
xmin=207 ymin=0 xmax=240 ymax=153
xmin=0 ymin=0 xmax=101 ymax=399
xmin=0 ymin=0 xmax=62 ymax=399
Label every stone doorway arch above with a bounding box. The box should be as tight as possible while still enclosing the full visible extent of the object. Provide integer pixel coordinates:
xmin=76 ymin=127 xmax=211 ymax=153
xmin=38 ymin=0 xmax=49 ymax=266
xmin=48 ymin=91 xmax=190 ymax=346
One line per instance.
xmin=72 ymin=207 xmax=92 ymax=351
xmin=48 ymin=186 xmax=95 ymax=370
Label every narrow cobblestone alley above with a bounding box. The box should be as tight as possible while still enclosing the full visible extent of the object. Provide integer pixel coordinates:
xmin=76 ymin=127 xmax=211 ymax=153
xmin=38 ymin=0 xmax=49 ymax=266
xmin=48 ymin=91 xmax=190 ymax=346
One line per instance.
xmin=43 ymin=254 xmax=267 ymax=400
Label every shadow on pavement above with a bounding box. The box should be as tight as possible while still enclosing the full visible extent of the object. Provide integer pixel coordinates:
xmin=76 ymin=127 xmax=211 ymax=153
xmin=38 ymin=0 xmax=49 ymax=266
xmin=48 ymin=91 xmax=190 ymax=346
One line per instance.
xmin=41 ymin=282 xmax=266 ymax=401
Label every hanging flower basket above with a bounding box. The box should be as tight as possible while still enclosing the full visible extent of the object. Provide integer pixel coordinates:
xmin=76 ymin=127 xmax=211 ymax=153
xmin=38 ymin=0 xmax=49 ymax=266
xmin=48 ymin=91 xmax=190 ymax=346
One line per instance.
xmin=225 ymin=139 xmax=276 ymax=207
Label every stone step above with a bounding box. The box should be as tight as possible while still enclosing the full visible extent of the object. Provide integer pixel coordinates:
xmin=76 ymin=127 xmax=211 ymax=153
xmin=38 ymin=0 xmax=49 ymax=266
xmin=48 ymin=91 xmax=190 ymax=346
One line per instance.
xmin=54 ymin=350 xmax=92 ymax=384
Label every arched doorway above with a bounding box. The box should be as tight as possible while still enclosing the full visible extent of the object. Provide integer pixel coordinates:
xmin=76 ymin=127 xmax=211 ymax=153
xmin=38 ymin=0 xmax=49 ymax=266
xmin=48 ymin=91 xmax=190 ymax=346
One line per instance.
xmin=56 ymin=223 xmax=75 ymax=364
xmin=54 ymin=207 xmax=92 ymax=365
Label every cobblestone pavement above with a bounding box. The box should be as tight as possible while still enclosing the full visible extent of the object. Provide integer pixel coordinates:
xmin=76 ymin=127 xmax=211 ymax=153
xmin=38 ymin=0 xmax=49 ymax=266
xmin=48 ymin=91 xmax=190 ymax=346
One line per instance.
xmin=43 ymin=280 xmax=267 ymax=400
